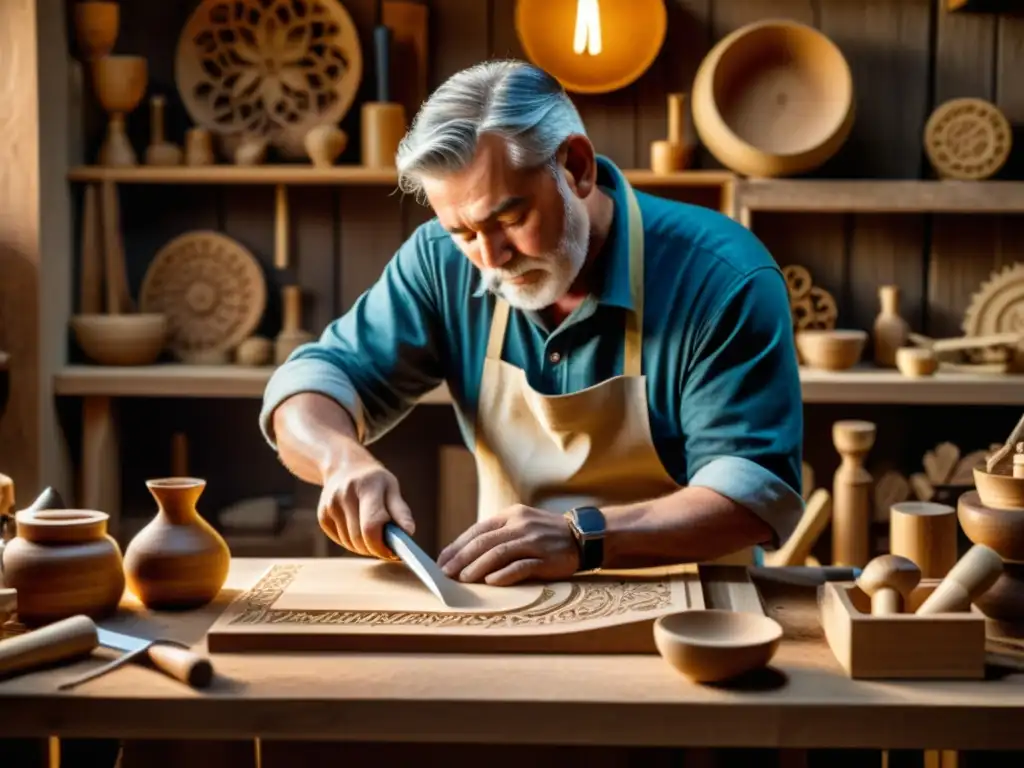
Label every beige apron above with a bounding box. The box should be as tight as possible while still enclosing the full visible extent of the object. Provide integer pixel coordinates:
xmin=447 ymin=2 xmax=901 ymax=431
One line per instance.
xmin=471 ymin=171 xmax=752 ymax=566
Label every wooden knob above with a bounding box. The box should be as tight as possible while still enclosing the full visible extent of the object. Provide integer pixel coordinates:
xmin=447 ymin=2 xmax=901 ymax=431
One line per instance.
xmin=0 ymin=614 xmax=98 ymax=679
xmin=856 ymin=554 xmax=921 ymax=615
xmin=916 ymin=543 xmax=1003 ymax=615
xmin=146 ymin=643 xmax=214 ymax=688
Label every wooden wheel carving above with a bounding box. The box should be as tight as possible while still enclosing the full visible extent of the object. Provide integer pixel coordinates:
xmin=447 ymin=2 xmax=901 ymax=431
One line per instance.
xmin=140 ymin=231 xmax=267 ymax=362
xmin=783 ymin=265 xmax=812 ymax=301
xmin=924 ymin=98 xmax=1012 ymax=181
xmin=962 ymin=263 xmax=1024 ymax=368
xmin=175 ymin=0 xmax=363 ymax=158
xmin=793 ymin=287 xmax=838 ymax=331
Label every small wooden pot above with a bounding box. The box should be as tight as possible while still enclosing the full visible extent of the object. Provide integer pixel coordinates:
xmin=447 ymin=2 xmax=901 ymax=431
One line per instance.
xmin=795 ymin=329 xmax=866 ymax=371
xmin=895 ymin=347 xmax=938 ymax=378
xmin=1 ymin=509 xmax=125 ymax=626
xmin=124 ymin=477 xmax=230 ymax=610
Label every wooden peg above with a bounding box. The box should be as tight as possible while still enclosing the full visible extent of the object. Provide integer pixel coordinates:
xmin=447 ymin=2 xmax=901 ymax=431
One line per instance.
xmin=916 ymin=544 xmax=1003 ymax=615
xmin=857 ymin=554 xmax=921 ymax=615
xmin=832 ymin=420 xmax=876 ymax=567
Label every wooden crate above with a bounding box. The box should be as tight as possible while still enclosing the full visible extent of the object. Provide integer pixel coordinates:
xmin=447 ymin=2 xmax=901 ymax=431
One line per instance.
xmin=819 ymin=580 xmax=986 ymax=679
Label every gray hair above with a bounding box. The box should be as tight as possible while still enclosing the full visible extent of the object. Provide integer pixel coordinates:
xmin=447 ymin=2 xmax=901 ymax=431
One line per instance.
xmin=395 ymin=59 xmax=587 ymax=200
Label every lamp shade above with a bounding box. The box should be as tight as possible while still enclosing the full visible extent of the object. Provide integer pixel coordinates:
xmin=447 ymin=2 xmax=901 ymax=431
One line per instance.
xmin=515 ymin=0 xmax=667 ymax=94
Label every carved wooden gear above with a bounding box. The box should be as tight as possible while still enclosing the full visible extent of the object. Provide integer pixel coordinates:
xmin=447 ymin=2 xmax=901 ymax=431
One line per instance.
xmin=139 ymin=231 xmax=267 ymax=362
xmin=175 ymin=0 xmax=363 ymax=158
xmin=783 ymin=265 xmax=812 ymax=301
xmin=962 ymin=263 xmax=1024 ymax=368
xmin=925 ymin=98 xmax=1012 ymax=181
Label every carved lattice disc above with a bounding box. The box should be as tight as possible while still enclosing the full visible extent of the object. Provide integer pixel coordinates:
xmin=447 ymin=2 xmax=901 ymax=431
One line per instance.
xmin=140 ymin=231 xmax=267 ymax=362
xmin=793 ymin=287 xmax=838 ymax=331
xmin=175 ymin=0 xmax=363 ymax=158
xmin=962 ymin=263 xmax=1024 ymax=368
xmin=924 ymin=98 xmax=1012 ymax=181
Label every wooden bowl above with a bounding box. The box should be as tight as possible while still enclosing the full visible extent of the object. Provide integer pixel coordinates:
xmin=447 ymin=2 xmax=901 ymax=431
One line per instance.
xmin=958 ymin=490 xmax=1024 ymax=561
xmin=895 ymin=346 xmax=938 ymax=377
xmin=653 ymin=609 xmax=783 ymax=683
xmin=70 ymin=314 xmax=167 ymax=366
xmin=795 ymin=329 xmax=866 ymax=371
xmin=973 ymin=468 xmax=1024 ymax=511
xmin=691 ymin=20 xmax=854 ymax=177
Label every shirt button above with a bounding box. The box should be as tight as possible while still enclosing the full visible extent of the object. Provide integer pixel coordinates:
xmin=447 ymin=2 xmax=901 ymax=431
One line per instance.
xmin=548 ymin=351 xmax=562 ymax=364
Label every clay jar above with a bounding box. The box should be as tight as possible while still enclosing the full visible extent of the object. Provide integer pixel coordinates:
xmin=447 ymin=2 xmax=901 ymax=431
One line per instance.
xmin=2 ymin=508 xmax=125 ymax=627
xmin=124 ymin=477 xmax=230 ymax=610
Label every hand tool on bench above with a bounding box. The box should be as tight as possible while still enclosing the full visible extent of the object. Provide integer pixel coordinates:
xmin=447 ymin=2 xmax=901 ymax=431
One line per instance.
xmin=0 ymin=612 xmax=213 ymax=689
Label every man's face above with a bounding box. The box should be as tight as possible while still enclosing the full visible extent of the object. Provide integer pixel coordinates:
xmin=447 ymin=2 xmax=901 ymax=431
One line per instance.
xmin=421 ymin=134 xmax=591 ymax=310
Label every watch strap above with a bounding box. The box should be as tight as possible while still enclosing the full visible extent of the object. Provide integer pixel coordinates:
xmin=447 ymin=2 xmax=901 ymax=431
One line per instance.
xmin=567 ymin=506 xmax=605 ymax=572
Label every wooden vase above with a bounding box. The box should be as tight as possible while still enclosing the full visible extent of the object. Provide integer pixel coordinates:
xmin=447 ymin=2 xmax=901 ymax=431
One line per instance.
xmin=872 ymin=285 xmax=909 ymax=368
xmin=123 ymin=477 xmax=230 ymax=610
xmin=1 ymin=506 xmax=125 ymax=627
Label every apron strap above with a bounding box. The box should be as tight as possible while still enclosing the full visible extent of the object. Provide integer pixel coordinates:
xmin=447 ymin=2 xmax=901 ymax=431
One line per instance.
xmin=486 ymin=296 xmax=512 ymax=361
xmin=623 ymin=181 xmax=644 ymax=378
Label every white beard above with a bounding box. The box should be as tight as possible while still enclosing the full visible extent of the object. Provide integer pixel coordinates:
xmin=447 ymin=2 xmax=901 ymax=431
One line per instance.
xmin=481 ymin=171 xmax=590 ymax=311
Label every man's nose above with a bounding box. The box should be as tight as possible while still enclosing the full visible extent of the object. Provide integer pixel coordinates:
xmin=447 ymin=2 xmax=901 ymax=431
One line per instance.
xmin=478 ymin=232 xmax=510 ymax=269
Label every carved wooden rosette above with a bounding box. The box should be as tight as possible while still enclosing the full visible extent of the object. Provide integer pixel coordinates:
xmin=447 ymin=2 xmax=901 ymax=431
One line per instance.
xmin=175 ymin=0 xmax=363 ymax=158
xmin=139 ymin=231 xmax=267 ymax=363
xmin=924 ymin=97 xmax=1012 ymax=181
xmin=783 ymin=264 xmax=837 ymax=332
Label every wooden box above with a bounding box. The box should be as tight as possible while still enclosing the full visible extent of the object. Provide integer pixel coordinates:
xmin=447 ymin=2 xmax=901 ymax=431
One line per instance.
xmin=819 ymin=580 xmax=986 ymax=679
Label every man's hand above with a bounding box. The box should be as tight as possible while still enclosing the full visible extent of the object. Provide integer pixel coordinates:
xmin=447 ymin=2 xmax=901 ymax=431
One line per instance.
xmin=318 ymin=446 xmax=415 ymax=560
xmin=436 ymin=505 xmax=580 ymax=586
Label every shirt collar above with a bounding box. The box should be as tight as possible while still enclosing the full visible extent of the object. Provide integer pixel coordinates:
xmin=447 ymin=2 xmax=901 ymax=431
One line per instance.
xmin=467 ymin=155 xmax=635 ymax=311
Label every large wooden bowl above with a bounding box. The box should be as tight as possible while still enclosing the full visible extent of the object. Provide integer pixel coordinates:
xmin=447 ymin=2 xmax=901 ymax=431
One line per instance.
xmin=654 ymin=609 xmax=782 ymax=683
xmin=973 ymin=468 xmax=1024 ymax=511
xmin=958 ymin=490 xmax=1024 ymax=561
xmin=692 ymin=20 xmax=854 ymax=177
xmin=795 ymin=329 xmax=866 ymax=371
xmin=70 ymin=314 xmax=167 ymax=366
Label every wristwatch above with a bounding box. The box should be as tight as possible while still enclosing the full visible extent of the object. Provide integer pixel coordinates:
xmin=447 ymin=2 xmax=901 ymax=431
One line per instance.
xmin=565 ymin=506 xmax=606 ymax=572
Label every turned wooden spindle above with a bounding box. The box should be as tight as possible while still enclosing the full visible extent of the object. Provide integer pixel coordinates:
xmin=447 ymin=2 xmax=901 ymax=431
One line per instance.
xmin=1014 ymin=447 xmax=1024 ymax=479
xmin=274 ymin=286 xmax=314 ymax=365
xmin=650 ymin=93 xmax=692 ymax=174
xmin=145 ymin=95 xmax=182 ymax=166
xmin=832 ymin=420 xmax=876 ymax=567
xmin=916 ymin=544 xmax=1003 ymax=615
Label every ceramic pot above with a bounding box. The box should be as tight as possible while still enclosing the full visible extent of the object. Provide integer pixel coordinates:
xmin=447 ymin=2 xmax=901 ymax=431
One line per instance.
xmin=872 ymin=285 xmax=909 ymax=368
xmin=1 ymin=504 xmax=125 ymax=627
xmin=124 ymin=477 xmax=230 ymax=610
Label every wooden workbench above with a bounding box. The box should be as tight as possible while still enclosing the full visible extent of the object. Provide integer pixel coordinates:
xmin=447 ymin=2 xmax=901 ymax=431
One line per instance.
xmin=1 ymin=559 xmax=1024 ymax=766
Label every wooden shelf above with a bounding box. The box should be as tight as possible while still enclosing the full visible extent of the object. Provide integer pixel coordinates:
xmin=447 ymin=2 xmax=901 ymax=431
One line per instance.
xmin=53 ymin=365 xmax=1024 ymax=406
xmin=736 ymin=179 xmax=1024 ymax=213
xmin=66 ymin=165 xmax=736 ymax=188
xmin=54 ymin=365 xmax=453 ymax=403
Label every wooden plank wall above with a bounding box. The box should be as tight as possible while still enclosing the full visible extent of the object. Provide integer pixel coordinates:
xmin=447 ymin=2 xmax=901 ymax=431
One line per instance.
xmin=68 ymin=0 xmax=1024 ymax=557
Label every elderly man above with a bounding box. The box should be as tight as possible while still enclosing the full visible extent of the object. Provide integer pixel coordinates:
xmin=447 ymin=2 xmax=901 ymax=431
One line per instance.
xmin=260 ymin=60 xmax=803 ymax=586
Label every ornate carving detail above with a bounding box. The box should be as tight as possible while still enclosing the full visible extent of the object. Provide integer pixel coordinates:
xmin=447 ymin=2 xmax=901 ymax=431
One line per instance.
xmin=962 ymin=263 xmax=1024 ymax=368
xmin=228 ymin=564 xmax=674 ymax=629
xmin=139 ymin=231 xmax=267 ymax=361
xmin=925 ymin=98 xmax=1012 ymax=181
xmin=175 ymin=0 xmax=363 ymax=157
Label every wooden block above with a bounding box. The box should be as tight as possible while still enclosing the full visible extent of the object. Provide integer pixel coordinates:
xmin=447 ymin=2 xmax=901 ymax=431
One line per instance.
xmin=819 ymin=580 xmax=986 ymax=679
xmin=206 ymin=558 xmax=704 ymax=654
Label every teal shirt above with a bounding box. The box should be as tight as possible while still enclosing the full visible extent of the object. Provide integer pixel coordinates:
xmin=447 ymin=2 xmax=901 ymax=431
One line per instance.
xmin=260 ymin=157 xmax=805 ymax=548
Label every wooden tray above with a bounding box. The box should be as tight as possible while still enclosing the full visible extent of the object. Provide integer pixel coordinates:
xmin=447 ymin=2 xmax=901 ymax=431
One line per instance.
xmin=206 ymin=558 xmax=722 ymax=654
xmin=819 ymin=580 xmax=986 ymax=679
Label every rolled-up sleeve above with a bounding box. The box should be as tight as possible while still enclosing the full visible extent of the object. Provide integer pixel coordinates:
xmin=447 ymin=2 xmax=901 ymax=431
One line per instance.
xmin=681 ymin=265 xmax=804 ymax=550
xmin=259 ymin=227 xmax=445 ymax=449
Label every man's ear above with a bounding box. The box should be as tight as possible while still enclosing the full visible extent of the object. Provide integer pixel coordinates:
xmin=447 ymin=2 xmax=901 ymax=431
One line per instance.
xmin=558 ymin=135 xmax=597 ymax=198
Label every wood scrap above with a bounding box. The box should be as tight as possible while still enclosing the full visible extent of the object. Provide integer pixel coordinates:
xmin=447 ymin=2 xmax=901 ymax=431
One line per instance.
xmin=764 ymin=488 xmax=830 ymax=567
xmin=910 ymin=472 xmax=934 ymax=502
xmin=924 ymin=442 xmax=960 ymax=485
xmin=873 ymin=470 xmax=910 ymax=523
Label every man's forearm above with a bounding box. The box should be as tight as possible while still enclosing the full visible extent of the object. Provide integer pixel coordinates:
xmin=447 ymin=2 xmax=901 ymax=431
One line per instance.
xmin=272 ymin=393 xmax=363 ymax=486
xmin=600 ymin=486 xmax=774 ymax=569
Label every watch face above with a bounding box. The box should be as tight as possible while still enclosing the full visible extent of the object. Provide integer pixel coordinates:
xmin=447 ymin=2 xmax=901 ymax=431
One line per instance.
xmin=573 ymin=506 xmax=605 ymax=538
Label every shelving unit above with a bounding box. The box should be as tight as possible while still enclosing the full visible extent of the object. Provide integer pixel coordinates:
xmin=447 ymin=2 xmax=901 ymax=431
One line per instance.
xmin=54 ymin=364 xmax=1024 ymax=406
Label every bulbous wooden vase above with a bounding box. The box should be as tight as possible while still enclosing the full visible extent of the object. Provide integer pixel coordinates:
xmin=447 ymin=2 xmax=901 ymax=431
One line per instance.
xmin=2 ymin=506 xmax=125 ymax=627
xmin=124 ymin=477 xmax=230 ymax=610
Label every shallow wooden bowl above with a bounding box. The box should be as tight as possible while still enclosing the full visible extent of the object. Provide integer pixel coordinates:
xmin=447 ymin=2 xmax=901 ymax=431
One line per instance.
xmin=972 ymin=468 xmax=1024 ymax=512
xmin=958 ymin=490 xmax=1024 ymax=561
xmin=70 ymin=313 xmax=167 ymax=366
xmin=896 ymin=346 xmax=938 ymax=377
xmin=653 ymin=609 xmax=783 ymax=683
xmin=795 ymin=329 xmax=866 ymax=371
xmin=691 ymin=19 xmax=854 ymax=177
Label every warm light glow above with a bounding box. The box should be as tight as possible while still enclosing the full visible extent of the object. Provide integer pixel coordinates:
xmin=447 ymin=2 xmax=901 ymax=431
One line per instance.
xmin=572 ymin=0 xmax=602 ymax=56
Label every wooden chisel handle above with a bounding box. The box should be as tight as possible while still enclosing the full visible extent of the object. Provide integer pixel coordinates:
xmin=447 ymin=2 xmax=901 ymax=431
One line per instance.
xmin=0 ymin=615 xmax=98 ymax=679
xmin=146 ymin=643 xmax=214 ymax=688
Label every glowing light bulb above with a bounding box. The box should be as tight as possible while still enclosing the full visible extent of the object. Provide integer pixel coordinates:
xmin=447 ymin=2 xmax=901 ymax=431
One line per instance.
xmin=572 ymin=0 xmax=602 ymax=56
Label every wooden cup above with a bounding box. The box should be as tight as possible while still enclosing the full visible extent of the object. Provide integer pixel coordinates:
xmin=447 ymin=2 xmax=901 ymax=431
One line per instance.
xmin=890 ymin=501 xmax=958 ymax=579
xmin=361 ymin=102 xmax=406 ymax=168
